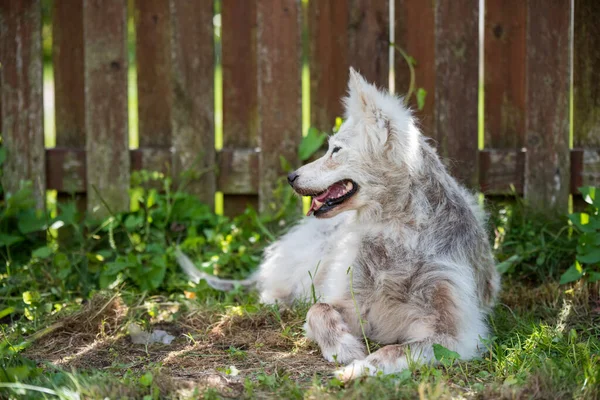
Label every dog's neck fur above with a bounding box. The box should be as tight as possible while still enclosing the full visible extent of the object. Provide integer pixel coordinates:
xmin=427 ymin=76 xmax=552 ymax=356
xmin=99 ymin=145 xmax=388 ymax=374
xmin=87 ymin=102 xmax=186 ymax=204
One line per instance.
xmin=355 ymin=131 xmax=454 ymax=228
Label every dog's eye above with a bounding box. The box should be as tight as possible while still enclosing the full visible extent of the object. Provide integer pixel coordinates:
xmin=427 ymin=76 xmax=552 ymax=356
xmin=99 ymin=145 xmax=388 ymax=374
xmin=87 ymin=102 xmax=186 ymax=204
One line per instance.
xmin=331 ymin=146 xmax=342 ymax=155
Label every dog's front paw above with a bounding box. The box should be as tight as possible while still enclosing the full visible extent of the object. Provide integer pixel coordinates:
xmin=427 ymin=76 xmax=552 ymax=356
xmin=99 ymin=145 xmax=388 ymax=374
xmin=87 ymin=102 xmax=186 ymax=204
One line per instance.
xmin=321 ymin=332 xmax=367 ymax=364
xmin=333 ymin=359 xmax=379 ymax=381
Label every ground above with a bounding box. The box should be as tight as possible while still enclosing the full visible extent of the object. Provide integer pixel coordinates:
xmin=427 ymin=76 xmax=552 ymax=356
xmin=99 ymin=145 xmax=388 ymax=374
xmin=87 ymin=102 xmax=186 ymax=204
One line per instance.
xmin=9 ymin=279 xmax=599 ymax=399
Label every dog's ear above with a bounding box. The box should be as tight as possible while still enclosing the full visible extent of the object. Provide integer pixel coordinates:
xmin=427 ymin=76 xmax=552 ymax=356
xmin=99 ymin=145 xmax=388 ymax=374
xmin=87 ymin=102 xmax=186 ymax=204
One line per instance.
xmin=345 ymin=67 xmax=389 ymax=147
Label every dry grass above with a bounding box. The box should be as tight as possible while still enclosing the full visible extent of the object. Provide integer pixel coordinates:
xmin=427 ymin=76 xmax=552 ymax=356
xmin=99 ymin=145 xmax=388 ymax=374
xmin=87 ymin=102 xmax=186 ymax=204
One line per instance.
xmin=22 ymin=294 xmax=331 ymax=397
xmin=15 ymin=280 xmax=600 ymax=399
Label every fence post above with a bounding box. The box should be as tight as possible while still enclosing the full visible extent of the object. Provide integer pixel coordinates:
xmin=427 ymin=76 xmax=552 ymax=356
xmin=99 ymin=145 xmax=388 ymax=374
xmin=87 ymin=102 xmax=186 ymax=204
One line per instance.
xmin=524 ymin=0 xmax=571 ymax=210
xmin=256 ymin=0 xmax=302 ymax=213
xmin=572 ymin=0 xmax=600 ymax=194
xmin=434 ymin=1 xmax=479 ymax=189
xmin=83 ymin=0 xmax=129 ymax=217
xmin=480 ymin=0 xmax=526 ymax=194
xmin=395 ymin=0 xmax=435 ymax=136
xmin=169 ymin=0 xmax=215 ymax=208
xmin=0 ymin=0 xmax=45 ymax=208
xmin=220 ymin=0 xmax=259 ymax=215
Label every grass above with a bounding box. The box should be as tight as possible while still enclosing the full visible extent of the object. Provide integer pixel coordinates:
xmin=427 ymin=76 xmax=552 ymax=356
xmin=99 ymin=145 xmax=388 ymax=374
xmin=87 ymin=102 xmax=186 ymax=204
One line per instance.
xmin=1 ymin=188 xmax=599 ymax=399
xmin=1 ymin=279 xmax=598 ymax=399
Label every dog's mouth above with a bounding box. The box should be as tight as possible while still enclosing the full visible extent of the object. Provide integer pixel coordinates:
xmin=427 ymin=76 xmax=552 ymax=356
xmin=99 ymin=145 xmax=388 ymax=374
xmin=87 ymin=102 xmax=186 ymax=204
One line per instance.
xmin=305 ymin=180 xmax=358 ymax=217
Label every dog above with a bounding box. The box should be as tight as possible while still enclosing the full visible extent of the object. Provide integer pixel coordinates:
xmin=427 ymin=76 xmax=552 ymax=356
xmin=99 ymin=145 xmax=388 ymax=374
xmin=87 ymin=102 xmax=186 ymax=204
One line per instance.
xmin=180 ymin=68 xmax=500 ymax=380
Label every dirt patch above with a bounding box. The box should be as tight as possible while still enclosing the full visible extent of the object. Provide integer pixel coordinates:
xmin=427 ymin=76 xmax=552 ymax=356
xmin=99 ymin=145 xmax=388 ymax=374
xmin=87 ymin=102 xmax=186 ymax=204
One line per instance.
xmin=23 ymin=294 xmax=332 ymax=397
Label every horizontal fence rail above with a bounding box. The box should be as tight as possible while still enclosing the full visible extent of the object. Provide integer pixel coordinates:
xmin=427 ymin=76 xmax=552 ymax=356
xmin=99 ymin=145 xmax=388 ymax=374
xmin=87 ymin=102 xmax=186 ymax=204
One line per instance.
xmin=1 ymin=0 xmax=599 ymax=216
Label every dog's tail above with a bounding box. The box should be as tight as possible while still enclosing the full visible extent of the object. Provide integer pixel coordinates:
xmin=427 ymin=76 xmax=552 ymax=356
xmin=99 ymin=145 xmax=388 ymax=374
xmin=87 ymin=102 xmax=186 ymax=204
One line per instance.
xmin=175 ymin=248 xmax=257 ymax=291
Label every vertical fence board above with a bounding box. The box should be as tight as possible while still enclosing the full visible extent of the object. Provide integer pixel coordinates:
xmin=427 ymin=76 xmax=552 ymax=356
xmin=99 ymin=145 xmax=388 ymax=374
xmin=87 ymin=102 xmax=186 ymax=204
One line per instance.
xmin=572 ymin=0 xmax=600 ymax=193
xmin=135 ymin=0 xmax=172 ymax=148
xmin=434 ymin=1 xmax=479 ymax=188
xmin=524 ymin=0 xmax=571 ymax=210
xmin=83 ymin=0 xmax=129 ymax=215
xmin=53 ymin=0 xmax=86 ymax=213
xmin=0 ymin=0 xmax=45 ymax=208
xmin=221 ymin=0 xmax=259 ymax=215
xmin=54 ymin=0 xmax=85 ymax=149
xmin=395 ymin=0 xmax=435 ymax=135
xmin=573 ymin=0 xmax=600 ymax=168
xmin=484 ymin=0 xmax=526 ymax=149
xmin=308 ymin=0 xmax=349 ymax=133
xmin=573 ymin=0 xmax=600 ymax=149
xmin=348 ymin=0 xmax=389 ymax=89
xmin=169 ymin=0 xmax=215 ymax=207
xmin=257 ymin=0 xmax=301 ymax=212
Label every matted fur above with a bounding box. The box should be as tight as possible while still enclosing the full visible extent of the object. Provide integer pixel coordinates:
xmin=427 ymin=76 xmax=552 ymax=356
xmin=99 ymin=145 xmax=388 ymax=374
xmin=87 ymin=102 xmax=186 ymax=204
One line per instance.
xmin=255 ymin=69 xmax=500 ymax=380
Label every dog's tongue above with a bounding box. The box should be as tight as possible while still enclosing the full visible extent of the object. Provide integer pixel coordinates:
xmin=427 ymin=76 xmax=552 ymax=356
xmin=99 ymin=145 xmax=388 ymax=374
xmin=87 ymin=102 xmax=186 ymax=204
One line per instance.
xmin=306 ymin=182 xmax=347 ymax=216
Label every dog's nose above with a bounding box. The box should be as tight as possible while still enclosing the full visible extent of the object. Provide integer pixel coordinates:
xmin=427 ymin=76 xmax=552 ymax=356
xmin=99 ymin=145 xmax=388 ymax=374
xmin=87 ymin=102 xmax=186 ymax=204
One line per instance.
xmin=287 ymin=172 xmax=299 ymax=186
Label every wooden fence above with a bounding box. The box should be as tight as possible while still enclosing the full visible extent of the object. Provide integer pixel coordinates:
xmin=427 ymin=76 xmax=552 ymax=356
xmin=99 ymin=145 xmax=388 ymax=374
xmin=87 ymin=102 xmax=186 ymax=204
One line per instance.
xmin=1 ymin=0 xmax=599 ymax=217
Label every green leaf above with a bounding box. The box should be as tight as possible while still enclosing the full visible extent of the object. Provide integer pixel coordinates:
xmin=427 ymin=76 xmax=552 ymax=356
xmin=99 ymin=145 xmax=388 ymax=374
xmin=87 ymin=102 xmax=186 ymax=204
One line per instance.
xmin=124 ymin=214 xmax=143 ymax=231
xmin=32 ymin=246 xmax=54 ymax=259
xmin=432 ymin=344 xmax=460 ymax=366
xmin=577 ymin=248 xmax=600 ymax=264
xmin=416 ymin=88 xmax=427 ymax=111
xmin=0 ymin=365 xmax=32 ymax=382
xmin=298 ymin=127 xmax=328 ymax=161
xmin=0 ymin=147 xmax=6 ymax=166
xmin=139 ymin=372 xmax=153 ymax=387
xmin=17 ymin=210 xmax=47 ymax=234
xmin=57 ymin=201 xmax=78 ymax=226
xmin=569 ymin=213 xmax=595 ymax=233
xmin=0 ymin=233 xmax=23 ymax=247
xmin=579 ymin=186 xmax=598 ymax=206
xmin=560 ymin=262 xmax=584 ymax=285
xmin=146 ymin=256 xmax=167 ymax=290
xmin=0 ymin=307 xmax=15 ymax=319
xmin=587 ymin=271 xmax=600 ymax=283
xmin=54 ymin=252 xmax=72 ymax=279
xmin=496 ymin=254 xmax=521 ymax=274
xmin=279 ymin=155 xmax=294 ymax=173
xmin=22 ymin=291 xmax=41 ymax=305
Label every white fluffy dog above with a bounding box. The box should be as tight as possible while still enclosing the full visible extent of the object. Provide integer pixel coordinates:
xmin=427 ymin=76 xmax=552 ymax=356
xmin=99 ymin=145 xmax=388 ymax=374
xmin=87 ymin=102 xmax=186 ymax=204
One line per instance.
xmin=180 ymin=69 xmax=499 ymax=380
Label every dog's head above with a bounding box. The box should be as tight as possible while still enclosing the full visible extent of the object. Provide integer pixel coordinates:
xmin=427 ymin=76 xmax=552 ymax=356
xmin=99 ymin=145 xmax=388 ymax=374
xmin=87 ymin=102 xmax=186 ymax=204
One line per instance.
xmin=288 ymin=68 xmax=422 ymax=219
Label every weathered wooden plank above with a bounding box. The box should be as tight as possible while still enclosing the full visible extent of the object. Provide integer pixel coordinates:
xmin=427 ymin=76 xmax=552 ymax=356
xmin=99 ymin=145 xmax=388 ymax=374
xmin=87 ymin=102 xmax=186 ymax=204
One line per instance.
xmin=571 ymin=149 xmax=600 ymax=193
xmin=347 ymin=0 xmax=389 ymax=89
xmin=256 ymin=0 xmax=302 ymax=213
xmin=83 ymin=0 xmax=129 ymax=215
xmin=524 ymin=0 xmax=571 ymax=210
xmin=130 ymin=148 xmax=171 ymax=175
xmin=135 ymin=0 xmax=172 ymax=147
xmin=434 ymin=1 xmax=479 ymax=188
xmin=0 ymin=0 xmax=45 ymax=208
xmin=395 ymin=0 xmax=435 ymax=135
xmin=221 ymin=0 xmax=258 ymax=213
xmin=573 ymin=0 xmax=600 ymax=148
xmin=484 ymin=0 xmax=526 ymax=149
xmin=53 ymin=0 xmax=86 ymax=215
xmin=46 ymin=148 xmax=259 ymax=194
xmin=479 ymin=149 xmax=525 ymax=194
xmin=217 ymin=148 xmax=259 ymax=195
xmin=222 ymin=0 xmax=257 ymax=149
xmin=46 ymin=148 xmax=86 ymax=193
xmin=169 ymin=0 xmax=215 ymax=207
xmin=44 ymin=147 xmax=598 ymax=197
xmin=308 ymin=0 xmax=349 ymax=132
xmin=53 ymin=0 xmax=85 ymax=148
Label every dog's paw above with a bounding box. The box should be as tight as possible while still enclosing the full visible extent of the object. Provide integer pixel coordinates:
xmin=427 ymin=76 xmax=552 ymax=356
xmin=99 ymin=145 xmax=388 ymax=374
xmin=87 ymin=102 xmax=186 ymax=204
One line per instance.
xmin=321 ymin=332 xmax=367 ymax=364
xmin=334 ymin=359 xmax=379 ymax=381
